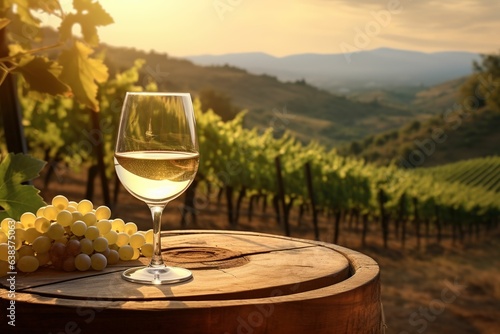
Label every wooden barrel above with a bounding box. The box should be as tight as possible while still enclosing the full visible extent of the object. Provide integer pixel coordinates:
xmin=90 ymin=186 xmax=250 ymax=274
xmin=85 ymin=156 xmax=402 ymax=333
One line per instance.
xmin=0 ymin=230 xmax=381 ymax=333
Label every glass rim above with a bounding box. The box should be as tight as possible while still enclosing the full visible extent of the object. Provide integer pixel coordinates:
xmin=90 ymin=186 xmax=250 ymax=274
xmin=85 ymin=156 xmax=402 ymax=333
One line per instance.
xmin=125 ymin=91 xmax=191 ymax=97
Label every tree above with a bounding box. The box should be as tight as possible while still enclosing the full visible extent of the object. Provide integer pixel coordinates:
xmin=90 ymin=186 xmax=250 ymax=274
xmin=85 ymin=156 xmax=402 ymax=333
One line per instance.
xmin=199 ymin=88 xmax=239 ymax=121
xmin=460 ymin=51 xmax=500 ymax=113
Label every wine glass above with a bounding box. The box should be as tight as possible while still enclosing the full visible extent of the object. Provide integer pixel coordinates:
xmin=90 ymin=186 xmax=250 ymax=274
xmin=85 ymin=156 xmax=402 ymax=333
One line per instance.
xmin=114 ymin=92 xmax=199 ymax=284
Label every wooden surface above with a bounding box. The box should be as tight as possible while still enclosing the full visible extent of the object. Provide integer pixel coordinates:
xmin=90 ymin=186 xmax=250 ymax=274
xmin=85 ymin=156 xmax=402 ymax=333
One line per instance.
xmin=0 ymin=230 xmax=381 ymax=333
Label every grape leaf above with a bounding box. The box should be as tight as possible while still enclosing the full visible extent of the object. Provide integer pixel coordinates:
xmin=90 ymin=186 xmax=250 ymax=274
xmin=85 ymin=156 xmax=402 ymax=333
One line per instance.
xmin=0 ymin=153 xmax=46 ymax=221
xmin=27 ymin=0 xmax=61 ymax=14
xmin=0 ymin=18 xmax=10 ymax=30
xmin=12 ymin=0 xmax=41 ymax=27
xmin=58 ymin=40 xmax=108 ymax=111
xmin=59 ymin=0 xmax=113 ymax=46
xmin=13 ymin=54 xmax=72 ymax=96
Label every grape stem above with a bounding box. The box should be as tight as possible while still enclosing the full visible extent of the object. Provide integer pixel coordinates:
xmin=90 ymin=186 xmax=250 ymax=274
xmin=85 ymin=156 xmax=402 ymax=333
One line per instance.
xmin=148 ymin=205 xmax=166 ymax=267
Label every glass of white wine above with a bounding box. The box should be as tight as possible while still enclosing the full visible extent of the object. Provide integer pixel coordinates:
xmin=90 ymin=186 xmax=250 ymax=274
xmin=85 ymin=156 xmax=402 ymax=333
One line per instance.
xmin=114 ymin=92 xmax=199 ymax=284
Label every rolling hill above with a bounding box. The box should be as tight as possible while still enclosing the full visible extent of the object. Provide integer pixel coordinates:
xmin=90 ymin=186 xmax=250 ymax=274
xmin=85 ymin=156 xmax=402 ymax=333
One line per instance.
xmin=339 ymin=107 xmax=500 ymax=167
xmin=101 ymin=45 xmax=425 ymax=147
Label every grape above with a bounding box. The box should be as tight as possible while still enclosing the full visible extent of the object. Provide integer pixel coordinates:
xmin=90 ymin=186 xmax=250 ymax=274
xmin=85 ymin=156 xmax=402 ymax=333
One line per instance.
xmin=49 ymin=242 xmax=66 ymax=259
xmin=35 ymin=217 xmax=51 ymax=233
xmin=56 ymin=210 xmax=73 ymax=227
xmin=71 ymin=211 xmax=83 ymax=223
xmin=99 ymin=247 xmax=111 ymax=258
xmin=52 ymin=195 xmax=69 ymax=211
xmin=75 ymin=253 xmax=91 ymax=271
xmin=43 ymin=205 xmax=58 ymax=221
xmin=77 ymin=199 xmax=93 ymax=214
xmin=18 ymin=245 xmax=35 ymax=258
xmin=54 ymin=237 xmax=68 ymax=245
xmin=20 ymin=212 xmax=37 ymax=228
xmin=111 ymin=218 xmax=125 ymax=232
xmin=0 ymin=231 xmax=6 ymax=244
xmin=115 ymin=232 xmax=130 ymax=247
xmin=66 ymin=239 xmax=81 ymax=256
xmin=68 ymin=201 xmax=79 ymax=209
xmin=93 ymin=237 xmax=108 ymax=252
xmin=95 ymin=206 xmax=111 ymax=220
xmin=36 ymin=252 xmax=50 ymax=266
xmin=95 ymin=219 xmax=112 ymax=235
xmin=36 ymin=206 xmax=46 ymax=218
xmin=47 ymin=222 xmax=65 ymax=240
xmin=49 ymin=242 xmax=66 ymax=270
xmin=71 ymin=220 xmax=87 ymax=237
xmin=17 ymin=255 xmax=39 ymax=273
xmin=14 ymin=228 xmax=26 ymax=243
xmin=80 ymin=238 xmax=94 ymax=255
xmin=62 ymin=256 xmax=76 ymax=272
xmin=144 ymin=229 xmax=154 ymax=244
xmin=0 ymin=218 xmax=14 ymax=233
xmin=66 ymin=206 xmax=77 ymax=213
xmin=0 ymin=244 xmax=8 ymax=261
xmin=104 ymin=230 xmax=118 ymax=245
xmin=118 ymin=245 xmax=134 ymax=261
xmin=82 ymin=212 xmax=97 ymax=226
xmin=13 ymin=238 xmax=23 ymax=251
xmin=124 ymin=222 xmax=138 ymax=235
xmin=91 ymin=253 xmax=107 ymax=270
xmin=129 ymin=233 xmax=146 ymax=248
xmin=32 ymin=236 xmax=52 ymax=254
xmin=24 ymin=227 xmax=42 ymax=244
xmin=131 ymin=248 xmax=140 ymax=260
xmin=141 ymin=243 xmax=154 ymax=257
xmin=84 ymin=226 xmax=100 ymax=240
xmin=106 ymin=249 xmax=119 ymax=265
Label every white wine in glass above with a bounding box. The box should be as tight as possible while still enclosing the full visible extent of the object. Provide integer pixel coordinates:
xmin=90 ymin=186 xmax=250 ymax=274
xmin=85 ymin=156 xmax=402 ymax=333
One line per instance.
xmin=114 ymin=92 xmax=199 ymax=284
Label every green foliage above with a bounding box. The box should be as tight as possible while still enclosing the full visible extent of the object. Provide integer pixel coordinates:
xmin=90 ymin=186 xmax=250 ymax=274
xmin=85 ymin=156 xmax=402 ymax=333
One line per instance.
xmin=194 ymin=103 xmax=498 ymax=221
xmin=414 ymin=156 xmax=500 ymax=193
xmin=460 ymin=51 xmax=500 ymax=113
xmin=0 ymin=153 xmax=46 ymax=220
xmin=58 ymin=40 xmax=109 ymax=110
xmin=19 ymin=58 xmax=145 ymax=173
xmin=10 ymin=47 xmax=70 ymax=96
xmin=199 ymin=88 xmax=240 ymax=121
xmin=0 ymin=0 xmax=113 ymax=110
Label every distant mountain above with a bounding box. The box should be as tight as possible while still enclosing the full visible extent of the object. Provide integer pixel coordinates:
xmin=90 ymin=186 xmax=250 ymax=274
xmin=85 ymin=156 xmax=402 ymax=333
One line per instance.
xmin=186 ymin=48 xmax=481 ymax=93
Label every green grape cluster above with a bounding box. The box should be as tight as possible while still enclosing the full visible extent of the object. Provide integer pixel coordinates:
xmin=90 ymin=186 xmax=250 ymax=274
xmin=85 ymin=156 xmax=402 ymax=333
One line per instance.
xmin=0 ymin=196 xmax=154 ymax=276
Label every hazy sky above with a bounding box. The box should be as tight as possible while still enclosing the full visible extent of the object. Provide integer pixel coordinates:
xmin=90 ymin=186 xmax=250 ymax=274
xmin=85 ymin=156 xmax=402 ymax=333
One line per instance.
xmin=46 ymin=0 xmax=500 ymax=57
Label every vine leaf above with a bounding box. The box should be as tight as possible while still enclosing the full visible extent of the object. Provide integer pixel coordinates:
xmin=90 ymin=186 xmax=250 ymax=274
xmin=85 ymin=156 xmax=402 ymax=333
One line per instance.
xmin=0 ymin=153 xmax=46 ymax=221
xmin=13 ymin=54 xmax=72 ymax=96
xmin=58 ymin=40 xmax=109 ymax=111
xmin=59 ymin=0 xmax=113 ymax=46
xmin=0 ymin=18 xmax=10 ymax=30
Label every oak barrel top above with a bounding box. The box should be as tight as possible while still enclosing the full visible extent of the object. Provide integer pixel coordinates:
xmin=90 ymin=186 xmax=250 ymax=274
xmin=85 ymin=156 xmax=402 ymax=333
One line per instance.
xmin=0 ymin=230 xmax=382 ymax=333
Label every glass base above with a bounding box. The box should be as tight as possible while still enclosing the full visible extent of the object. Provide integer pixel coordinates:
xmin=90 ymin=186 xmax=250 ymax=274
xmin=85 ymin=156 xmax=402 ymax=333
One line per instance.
xmin=122 ymin=265 xmax=192 ymax=285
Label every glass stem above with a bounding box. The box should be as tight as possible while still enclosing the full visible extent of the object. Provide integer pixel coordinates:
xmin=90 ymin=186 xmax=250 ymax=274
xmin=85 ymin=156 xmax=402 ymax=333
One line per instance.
xmin=148 ymin=204 xmax=167 ymax=267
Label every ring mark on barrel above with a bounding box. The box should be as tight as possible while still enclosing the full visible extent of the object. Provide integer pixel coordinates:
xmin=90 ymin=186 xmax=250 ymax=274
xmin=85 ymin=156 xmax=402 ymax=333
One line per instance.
xmin=163 ymin=247 xmax=249 ymax=269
